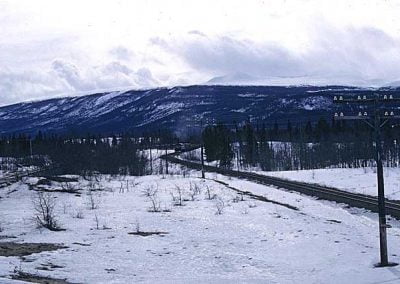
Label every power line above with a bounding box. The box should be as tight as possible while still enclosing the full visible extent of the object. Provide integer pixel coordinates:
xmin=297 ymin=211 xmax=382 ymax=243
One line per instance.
xmin=334 ymin=93 xmax=399 ymax=267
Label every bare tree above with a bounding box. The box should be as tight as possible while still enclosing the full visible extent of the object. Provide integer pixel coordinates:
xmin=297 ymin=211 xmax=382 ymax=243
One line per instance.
xmin=32 ymin=192 xmax=62 ymax=231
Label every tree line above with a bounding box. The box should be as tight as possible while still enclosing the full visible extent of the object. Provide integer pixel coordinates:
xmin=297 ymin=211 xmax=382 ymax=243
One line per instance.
xmin=202 ymin=118 xmax=400 ymax=171
xmin=0 ymin=131 xmax=178 ymax=176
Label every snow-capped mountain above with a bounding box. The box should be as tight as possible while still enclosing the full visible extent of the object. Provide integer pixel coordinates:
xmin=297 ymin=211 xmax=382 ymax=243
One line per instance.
xmin=0 ymin=85 xmax=397 ymax=136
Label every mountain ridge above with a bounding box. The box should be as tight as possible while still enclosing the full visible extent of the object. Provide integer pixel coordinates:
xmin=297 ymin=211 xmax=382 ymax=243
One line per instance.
xmin=0 ymin=85 xmax=398 ymax=136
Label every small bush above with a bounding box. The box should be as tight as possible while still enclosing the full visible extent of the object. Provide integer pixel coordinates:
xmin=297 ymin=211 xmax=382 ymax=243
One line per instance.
xmin=86 ymin=189 xmax=100 ymax=210
xmin=32 ymin=192 xmax=63 ymax=231
xmin=188 ymin=182 xmax=201 ymax=201
xmin=148 ymin=194 xmax=161 ymax=213
xmin=205 ymin=185 xmax=215 ymax=200
xmin=74 ymin=209 xmax=84 ymax=219
xmin=215 ymin=197 xmax=225 ymax=215
xmin=171 ymin=185 xmax=185 ymax=206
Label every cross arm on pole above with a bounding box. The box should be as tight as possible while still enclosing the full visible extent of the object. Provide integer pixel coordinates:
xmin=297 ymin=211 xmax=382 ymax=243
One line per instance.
xmin=333 ymin=94 xmax=400 ymax=104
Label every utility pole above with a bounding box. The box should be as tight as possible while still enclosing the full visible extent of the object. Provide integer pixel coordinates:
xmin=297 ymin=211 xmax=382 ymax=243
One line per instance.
xmin=30 ymin=139 xmax=33 ymax=157
xmin=165 ymin=145 xmax=168 ymax=175
xmin=200 ymin=119 xmax=205 ymax=179
xmin=149 ymin=137 xmax=153 ymax=175
xmin=334 ymin=93 xmax=400 ymax=267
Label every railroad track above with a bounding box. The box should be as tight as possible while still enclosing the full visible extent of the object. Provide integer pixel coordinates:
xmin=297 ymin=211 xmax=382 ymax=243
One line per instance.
xmin=164 ymin=153 xmax=400 ymax=218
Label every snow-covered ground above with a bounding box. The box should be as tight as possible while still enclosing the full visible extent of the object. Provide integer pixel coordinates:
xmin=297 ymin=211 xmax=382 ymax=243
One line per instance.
xmin=180 ymin=147 xmax=400 ymax=200
xmin=259 ymin=167 xmax=400 ymax=200
xmin=1 ymin=166 xmax=400 ymax=283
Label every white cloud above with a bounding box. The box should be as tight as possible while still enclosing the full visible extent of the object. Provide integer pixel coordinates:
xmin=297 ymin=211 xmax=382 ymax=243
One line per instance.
xmin=1 ymin=0 xmax=400 ymax=105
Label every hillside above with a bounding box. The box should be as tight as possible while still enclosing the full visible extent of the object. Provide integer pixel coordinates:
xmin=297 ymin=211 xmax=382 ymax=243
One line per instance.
xmin=0 ymin=85 xmax=396 ymax=136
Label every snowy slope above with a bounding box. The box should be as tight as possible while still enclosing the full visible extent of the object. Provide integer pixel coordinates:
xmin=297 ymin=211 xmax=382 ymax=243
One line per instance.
xmin=0 ymin=85 xmax=393 ymax=136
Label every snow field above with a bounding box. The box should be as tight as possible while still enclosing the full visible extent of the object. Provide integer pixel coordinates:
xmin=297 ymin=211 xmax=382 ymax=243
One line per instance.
xmin=1 ymin=167 xmax=400 ymax=283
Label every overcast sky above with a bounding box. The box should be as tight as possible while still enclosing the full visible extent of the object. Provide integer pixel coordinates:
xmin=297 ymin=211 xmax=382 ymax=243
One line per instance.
xmin=1 ymin=0 xmax=400 ymax=105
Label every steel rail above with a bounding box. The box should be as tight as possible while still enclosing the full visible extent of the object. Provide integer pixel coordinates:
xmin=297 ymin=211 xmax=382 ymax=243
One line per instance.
xmin=163 ymin=153 xmax=400 ymax=218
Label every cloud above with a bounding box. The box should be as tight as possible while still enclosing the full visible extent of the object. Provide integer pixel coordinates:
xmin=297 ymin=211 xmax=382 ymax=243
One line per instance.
xmin=2 ymin=8 xmax=400 ymax=106
xmin=0 ymin=59 xmax=161 ymax=106
xmin=51 ymin=59 xmax=95 ymax=91
xmin=0 ymin=68 xmax=69 ymax=105
xmin=153 ymin=25 xmax=400 ymax=85
xmin=109 ymin=46 xmax=134 ymax=61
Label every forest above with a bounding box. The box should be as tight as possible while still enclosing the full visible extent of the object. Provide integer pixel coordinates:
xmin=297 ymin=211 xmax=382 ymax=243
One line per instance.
xmin=202 ymin=118 xmax=400 ymax=171
xmin=0 ymin=131 xmax=176 ymax=176
xmin=1 ymin=117 xmax=399 ymax=174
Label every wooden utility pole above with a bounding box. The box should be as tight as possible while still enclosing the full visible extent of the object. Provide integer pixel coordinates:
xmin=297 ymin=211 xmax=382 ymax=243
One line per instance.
xmin=149 ymin=138 xmax=153 ymax=175
xmin=334 ymin=93 xmax=400 ymax=267
xmin=200 ymin=120 xmax=205 ymax=179
xmin=165 ymin=146 xmax=168 ymax=175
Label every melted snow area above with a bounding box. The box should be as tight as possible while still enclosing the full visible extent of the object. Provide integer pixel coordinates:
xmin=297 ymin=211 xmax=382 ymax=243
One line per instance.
xmin=1 ymin=165 xmax=400 ymax=283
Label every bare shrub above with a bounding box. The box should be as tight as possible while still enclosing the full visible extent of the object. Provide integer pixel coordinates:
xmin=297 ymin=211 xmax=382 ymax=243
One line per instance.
xmin=88 ymin=181 xmax=103 ymax=192
xmin=142 ymin=184 xmax=158 ymax=197
xmin=94 ymin=214 xmax=100 ymax=230
xmin=215 ymin=197 xmax=225 ymax=215
xmin=148 ymin=193 xmax=161 ymax=213
xmin=129 ymin=178 xmax=139 ymax=190
xmin=60 ymin=182 xmax=78 ymax=193
xmin=134 ymin=219 xmax=140 ymax=233
xmin=32 ymin=192 xmax=62 ymax=231
xmin=62 ymin=203 xmax=69 ymax=214
xmin=232 ymin=193 xmax=245 ymax=203
xmin=188 ymin=182 xmax=201 ymax=201
xmin=180 ymin=166 xmax=189 ymax=178
xmin=74 ymin=209 xmax=84 ymax=219
xmin=171 ymin=185 xmax=185 ymax=206
xmin=119 ymin=180 xmax=132 ymax=193
xmin=248 ymin=202 xmax=257 ymax=208
xmin=93 ymin=214 xmax=110 ymax=230
xmin=93 ymin=172 xmax=103 ymax=182
xmin=87 ymin=189 xmax=100 ymax=210
xmin=205 ymin=185 xmax=215 ymax=200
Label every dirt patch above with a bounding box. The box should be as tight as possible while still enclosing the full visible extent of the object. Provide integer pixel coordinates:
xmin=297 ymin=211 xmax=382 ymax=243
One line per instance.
xmin=128 ymin=231 xmax=168 ymax=237
xmin=0 ymin=242 xmax=67 ymax=257
xmin=0 ymin=235 xmax=17 ymax=240
xmin=12 ymin=270 xmax=77 ymax=284
xmin=326 ymin=219 xmax=342 ymax=223
xmin=72 ymin=242 xmax=91 ymax=247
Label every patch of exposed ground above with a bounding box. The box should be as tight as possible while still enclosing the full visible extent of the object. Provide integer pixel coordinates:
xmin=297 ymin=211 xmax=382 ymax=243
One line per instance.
xmin=128 ymin=231 xmax=169 ymax=237
xmin=12 ymin=270 xmax=77 ymax=284
xmin=0 ymin=242 xmax=67 ymax=257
